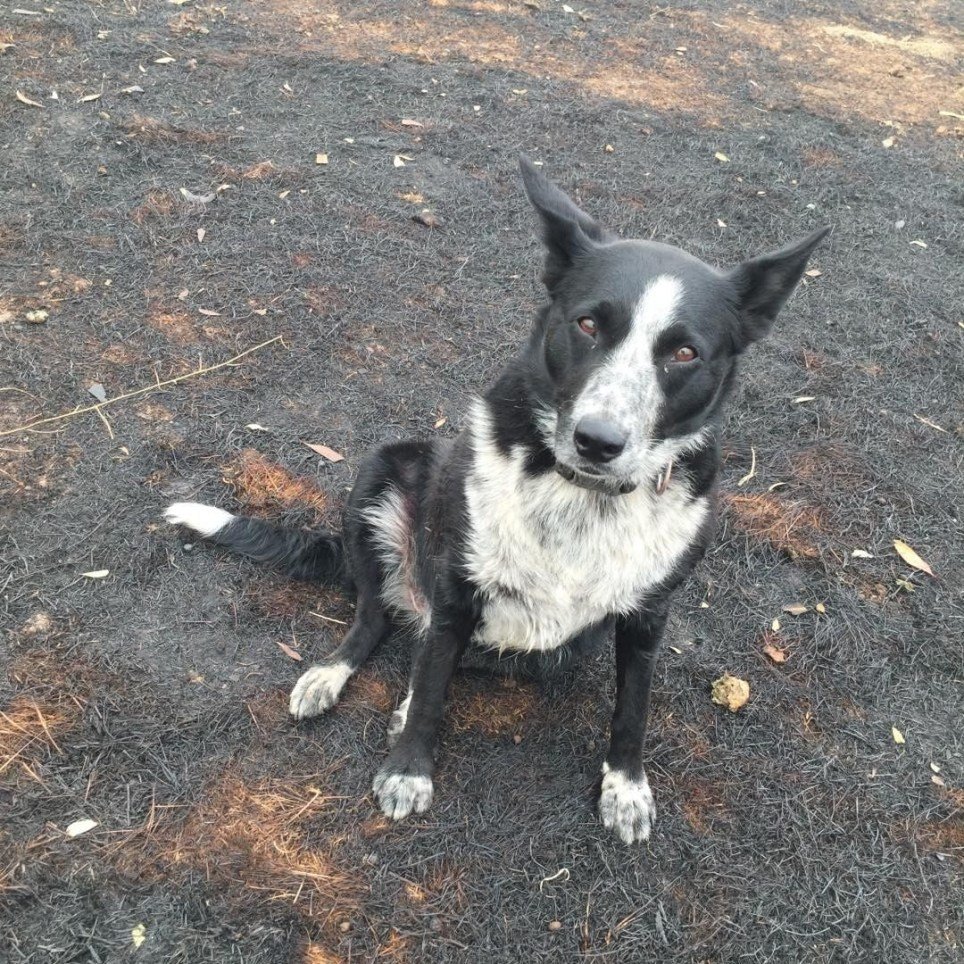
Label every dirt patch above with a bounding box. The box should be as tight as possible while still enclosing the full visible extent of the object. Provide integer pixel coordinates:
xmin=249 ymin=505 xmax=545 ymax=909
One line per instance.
xmin=222 ymin=449 xmax=330 ymax=520
xmin=722 ymin=492 xmax=827 ymax=560
xmin=449 ymin=679 xmax=536 ymax=736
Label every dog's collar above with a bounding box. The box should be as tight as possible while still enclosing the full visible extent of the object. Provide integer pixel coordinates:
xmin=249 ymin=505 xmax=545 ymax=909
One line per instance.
xmin=554 ymin=459 xmax=675 ymax=497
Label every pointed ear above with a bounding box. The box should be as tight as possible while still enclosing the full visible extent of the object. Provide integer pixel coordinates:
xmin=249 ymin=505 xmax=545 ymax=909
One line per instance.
xmin=519 ymin=156 xmax=613 ymax=289
xmin=728 ymin=227 xmax=830 ymax=344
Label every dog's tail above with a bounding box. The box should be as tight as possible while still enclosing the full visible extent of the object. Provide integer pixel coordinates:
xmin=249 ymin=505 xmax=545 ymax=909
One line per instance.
xmin=164 ymin=502 xmax=346 ymax=584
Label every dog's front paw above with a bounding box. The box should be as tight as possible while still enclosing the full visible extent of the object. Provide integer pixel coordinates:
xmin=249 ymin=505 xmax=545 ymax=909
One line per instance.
xmin=289 ymin=661 xmax=353 ymax=719
xmin=373 ymin=760 xmax=434 ymax=820
xmin=598 ymin=763 xmax=656 ymax=844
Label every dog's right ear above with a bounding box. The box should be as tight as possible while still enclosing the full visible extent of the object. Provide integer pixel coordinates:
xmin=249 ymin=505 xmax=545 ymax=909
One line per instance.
xmin=520 ymin=157 xmax=611 ymax=289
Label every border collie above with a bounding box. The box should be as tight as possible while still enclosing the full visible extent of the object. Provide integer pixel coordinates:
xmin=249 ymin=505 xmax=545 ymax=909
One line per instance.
xmin=166 ymin=159 xmax=827 ymax=843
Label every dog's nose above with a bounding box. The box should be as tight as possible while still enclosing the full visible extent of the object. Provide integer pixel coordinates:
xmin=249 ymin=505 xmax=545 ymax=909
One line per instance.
xmin=573 ymin=417 xmax=627 ymax=464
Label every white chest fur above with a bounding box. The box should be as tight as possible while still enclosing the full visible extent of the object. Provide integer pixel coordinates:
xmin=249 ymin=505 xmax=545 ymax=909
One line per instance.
xmin=463 ymin=404 xmax=709 ymax=653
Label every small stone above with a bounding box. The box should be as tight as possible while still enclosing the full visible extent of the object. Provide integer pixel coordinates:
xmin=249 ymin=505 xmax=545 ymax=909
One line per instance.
xmin=548 ymin=920 xmax=562 ymax=932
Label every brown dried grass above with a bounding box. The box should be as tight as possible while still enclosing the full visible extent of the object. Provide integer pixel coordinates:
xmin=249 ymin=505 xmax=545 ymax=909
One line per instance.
xmin=222 ymin=449 xmax=329 ymax=519
xmin=723 ymin=492 xmax=826 ymax=560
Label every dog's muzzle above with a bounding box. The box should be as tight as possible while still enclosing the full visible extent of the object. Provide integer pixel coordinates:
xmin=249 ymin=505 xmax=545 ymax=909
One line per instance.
xmin=555 ymin=463 xmax=637 ymax=496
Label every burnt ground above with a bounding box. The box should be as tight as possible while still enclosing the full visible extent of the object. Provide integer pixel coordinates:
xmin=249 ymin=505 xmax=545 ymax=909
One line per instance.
xmin=1 ymin=0 xmax=962 ymax=961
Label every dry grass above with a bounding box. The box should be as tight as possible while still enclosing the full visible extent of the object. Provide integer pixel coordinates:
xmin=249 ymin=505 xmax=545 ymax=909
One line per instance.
xmin=0 ymin=696 xmax=81 ymax=784
xmin=222 ymin=448 xmax=330 ymax=520
xmin=449 ymin=679 xmax=536 ymax=736
xmin=723 ymin=492 xmax=827 ymax=560
xmin=130 ymin=190 xmax=175 ymax=224
xmin=120 ymin=114 xmax=227 ymax=145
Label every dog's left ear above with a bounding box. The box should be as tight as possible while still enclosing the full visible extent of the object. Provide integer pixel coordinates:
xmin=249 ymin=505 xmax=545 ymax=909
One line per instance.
xmin=519 ymin=156 xmax=613 ymax=289
xmin=728 ymin=227 xmax=830 ymax=345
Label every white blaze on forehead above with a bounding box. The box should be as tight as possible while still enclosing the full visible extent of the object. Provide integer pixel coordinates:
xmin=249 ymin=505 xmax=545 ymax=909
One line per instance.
xmin=573 ymin=274 xmax=684 ymax=426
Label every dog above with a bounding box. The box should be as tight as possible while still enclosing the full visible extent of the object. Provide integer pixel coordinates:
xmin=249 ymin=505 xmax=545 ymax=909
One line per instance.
xmin=165 ymin=158 xmax=827 ymax=843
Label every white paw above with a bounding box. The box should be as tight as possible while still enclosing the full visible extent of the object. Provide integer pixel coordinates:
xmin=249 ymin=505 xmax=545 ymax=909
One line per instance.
xmin=598 ymin=763 xmax=656 ymax=844
xmin=289 ymin=662 xmax=353 ymax=719
xmin=164 ymin=502 xmax=234 ymax=538
xmin=386 ymin=690 xmax=412 ymax=746
xmin=372 ymin=769 xmax=434 ymax=820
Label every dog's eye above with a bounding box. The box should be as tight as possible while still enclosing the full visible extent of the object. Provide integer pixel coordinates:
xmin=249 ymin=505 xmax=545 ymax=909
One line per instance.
xmin=673 ymin=345 xmax=698 ymax=363
xmin=577 ymin=317 xmax=598 ymax=337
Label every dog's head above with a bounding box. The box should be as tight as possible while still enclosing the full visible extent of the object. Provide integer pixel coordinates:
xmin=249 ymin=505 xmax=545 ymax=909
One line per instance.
xmin=520 ymin=157 xmax=829 ymax=495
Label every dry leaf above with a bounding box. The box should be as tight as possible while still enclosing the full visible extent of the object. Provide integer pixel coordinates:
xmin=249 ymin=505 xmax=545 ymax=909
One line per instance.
xmin=815 ymin=602 xmax=826 ymax=614
xmin=851 ymin=548 xmax=874 ymax=559
xmin=16 ymin=90 xmax=44 ymax=108
xmin=121 ymin=85 xmax=144 ymax=94
xmin=81 ymin=570 xmax=110 ymax=579
xmin=154 ymin=56 xmax=176 ymax=64
xmin=197 ymin=308 xmax=221 ymax=316
xmin=768 ymin=481 xmax=787 ymax=492
xmin=932 ymin=774 xmax=946 ymax=787
xmin=315 ymin=152 xmax=328 ymax=165
xmin=78 ymin=92 xmax=101 ymax=103
xmin=434 ymin=417 xmax=447 ymax=428
xmin=24 ymin=309 xmax=49 ymax=324
xmin=717 ymin=218 xmax=727 ymax=228
xmin=393 ymin=155 xmax=406 ymax=168
xmin=604 ymin=144 xmax=615 ymax=153
xmin=782 ymin=603 xmax=809 ymax=616
xmin=131 ymin=924 xmax=147 ymax=948
xmin=88 ymin=383 xmax=107 ymax=403
xmin=196 ymin=228 xmax=205 ymax=243
xmin=930 ymin=762 xmax=941 ymax=773
xmin=179 ymin=187 xmax=215 ymax=203
xmin=892 ymin=726 xmax=905 ymax=745
xmin=65 ymin=818 xmax=98 ymax=837
xmin=893 ymin=539 xmax=935 ymax=578
xmin=793 ymin=396 xmax=816 ymax=404
xmin=413 ymin=210 xmax=440 ymax=229
xmin=881 ymin=136 xmax=895 ymax=148
xmin=245 ymin=423 xmax=269 ymax=432
xmin=763 ymin=643 xmax=787 ymax=664
xmin=771 ymin=618 xmax=781 ymax=632
xmin=714 ymin=152 xmax=730 ymax=163
xmin=275 ymin=639 xmax=303 ymax=662
xmin=304 ymin=442 xmax=344 ymax=463
xmin=805 ymin=268 xmax=822 ymax=277
xmin=711 ymin=674 xmax=749 ymax=712
xmin=669 ymin=645 xmax=682 ymax=654
xmin=401 ymin=118 xmax=424 ymax=127
xmin=909 ymin=240 xmax=928 ymax=248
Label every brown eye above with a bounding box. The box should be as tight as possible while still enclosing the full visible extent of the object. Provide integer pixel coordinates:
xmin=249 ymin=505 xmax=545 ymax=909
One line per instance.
xmin=673 ymin=345 xmax=698 ymax=363
xmin=577 ymin=317 xmax=598 ymax=337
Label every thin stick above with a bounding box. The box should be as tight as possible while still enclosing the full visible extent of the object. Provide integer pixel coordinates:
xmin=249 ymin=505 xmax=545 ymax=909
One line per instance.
xmin=0 ymin=335 xmax=284 ymax=438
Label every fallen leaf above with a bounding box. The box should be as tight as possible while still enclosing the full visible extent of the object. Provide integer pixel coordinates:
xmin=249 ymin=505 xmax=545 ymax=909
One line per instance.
xmin=24 ymin=309 xmax=49 ymax=324
xmin=548 ymin=921 xmax=563 ymax=932
xmin=767 ymin=481 xmax=787 ymax=492
xmin=714 ymin=151 xmax=730 ymax=163
xmin=131 ymin=924 xmax=146 ymax=948
xmin=562 ymin=3 xmax=574 ymax=12
xmin=763 ymin=643 xmax=787 ymax=663
xmin=197 ymin=308 xmax=221 ymax=317
xmin=179 ymin=187 xmax=215 ymax=203
xmin=88 ymin=383 xmax=107 ymax=403
xmin=909 ymin=240 xmax=928 ymax=248
xmin=851 ymin=548 xmax=874 ymax=559
xmin=805 ymin=268 xmax=822 ymax=277
xmin=893 ymin=539 xmax=935 ymax=578
xmin=16 ymin=90 xmax=44 ymax=108
xmin=892 ymin=726 xmax=905 ymax=745
xmin=401 ymin=118 xmax=424 ymax=127
xmin=717 ymin=218 xmax=727 ymax=228
xmin=882 ymin=136 xmax=895 ymax=148
xmin=413 ymin=210 xmax=440 ymax=229
xmin=793 ymin=396 xmax=816 ymax=404
xmin=275 ymin=639 xmax=303 ymax=662
xmin=604 ymin=144 xmax=615 ymax=153
xmin=278 ymin=189 xmax=290 ymax=199
xmin=81 ymin=570 xmax=110 ymax=579
xmin=196 ymin=228 xmax=205 ymax=243
xmin=78 ymin=92 xmax=101 ymax=103
xmin=315 ymin=152 xmax=328 ymax=165
xmin=815 ymin=602 xmax=826 ymax=614
xmin=771 ymin=618 xmax=781 ymax=632
xmin=782 ymin=603 xmax=808 ymax=616
xmin=930 ymin=762 xmax=941 ymax=773
xmin=434 ymin=416 xmax=447 ymax=428
xmin=669 ymin=645 xmax=682 ymax=654
xmin=393 ymin=155 xmax=406 ymax=168
xmin=932 ymin=774 xmax=946 ymax=787
xmin=154 ymin=56 xmax=175 ymax=64
xmin=511 ymin=88 xmax=528 ymax=95
xmin=895 ymin=577 xmax=916 ymax=593
xmin=711 ymin=674 xmax=750 ymax=712
xmin=245 ymin=423 xmax=270 ymax=432
xmin=65 ymin=818 xmax=98 ymax=837
xmin=304 ymin=442 xmax=344 ymax=463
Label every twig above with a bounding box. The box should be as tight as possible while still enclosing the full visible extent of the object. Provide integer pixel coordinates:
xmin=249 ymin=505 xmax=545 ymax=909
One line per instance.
xmin=737 ymin=446 xmax=757 ymax=487
xmin=0 ymin=335 xmax=285 ymax=438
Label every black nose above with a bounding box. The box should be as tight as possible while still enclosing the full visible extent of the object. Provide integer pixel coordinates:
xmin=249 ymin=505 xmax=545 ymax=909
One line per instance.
xmin=573 ymin=417 xmax=627 ymax=464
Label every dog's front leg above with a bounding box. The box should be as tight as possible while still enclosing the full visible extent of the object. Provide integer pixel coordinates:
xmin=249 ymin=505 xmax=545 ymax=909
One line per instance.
xmin=599 ymin=606 xmax=669 ymax=844
xmin=373 ymin=598 xmax=477 ymax=820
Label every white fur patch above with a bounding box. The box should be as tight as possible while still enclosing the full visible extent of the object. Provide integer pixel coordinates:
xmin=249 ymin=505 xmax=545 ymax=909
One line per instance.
xmin=361 ymin=488 xmax=432 ymax=631
xmin=289 ymin=661 xmax=353 ymax=719
xmin=372 ymin=769 xmax=434 ymax=820
xmin=164 ymin=502 xmax=234 ymax=538
xmin=387 ymin=689 xmax=413 ymax=745
xmin=598 ymin=762 xmax=656 ymax=844
xmin=464 ymin=402 xmax=709 ymax=654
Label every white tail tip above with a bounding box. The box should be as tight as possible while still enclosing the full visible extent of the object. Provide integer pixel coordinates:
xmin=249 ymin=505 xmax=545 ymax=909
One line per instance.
xmin=164 ymin=502 xmax=234 ymax=538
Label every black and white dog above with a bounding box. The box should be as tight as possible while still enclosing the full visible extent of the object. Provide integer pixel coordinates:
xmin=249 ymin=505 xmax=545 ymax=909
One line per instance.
xmin=166 ymin=159 xmax=827 ymax=844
